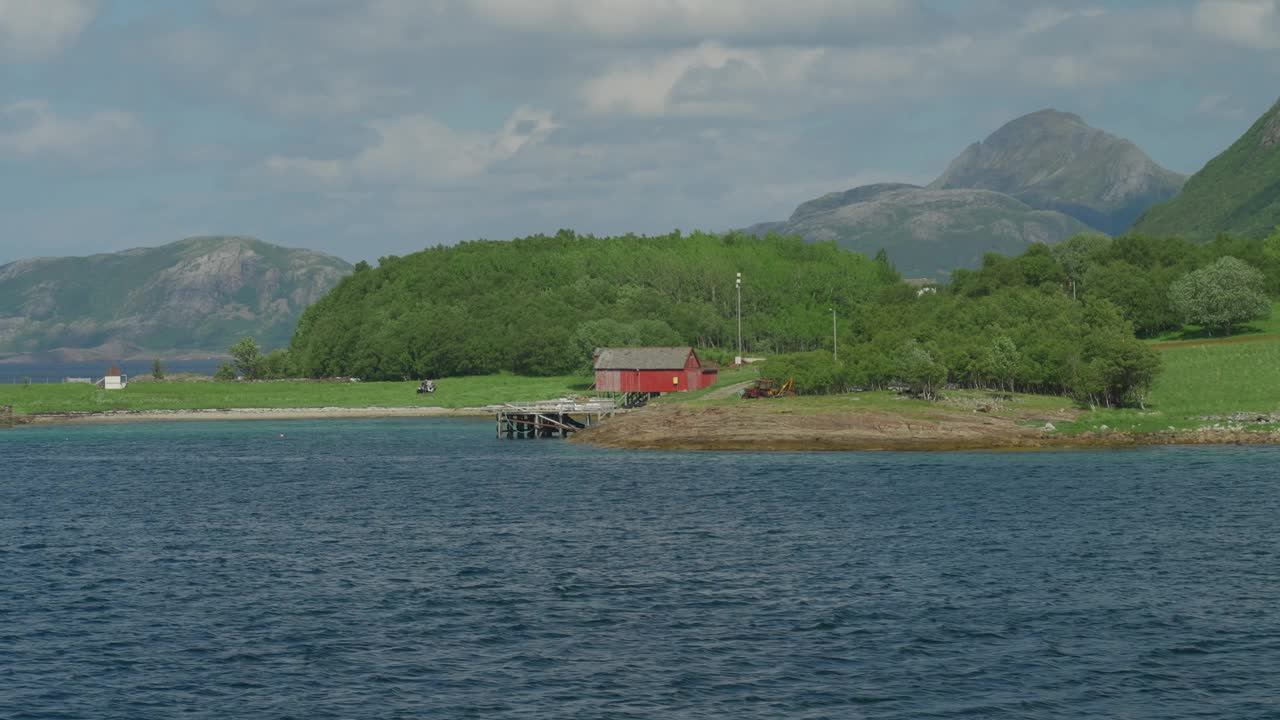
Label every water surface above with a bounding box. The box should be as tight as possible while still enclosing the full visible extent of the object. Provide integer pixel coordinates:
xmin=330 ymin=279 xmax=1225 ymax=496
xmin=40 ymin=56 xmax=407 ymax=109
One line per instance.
xmin=2 ymin=420 xmax=1278 ymax=718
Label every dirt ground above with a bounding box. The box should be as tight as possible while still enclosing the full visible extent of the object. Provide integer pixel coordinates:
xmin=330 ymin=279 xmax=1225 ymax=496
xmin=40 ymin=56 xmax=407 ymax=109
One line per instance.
xmin=573 ymin=402 xmax=1280 ymax=452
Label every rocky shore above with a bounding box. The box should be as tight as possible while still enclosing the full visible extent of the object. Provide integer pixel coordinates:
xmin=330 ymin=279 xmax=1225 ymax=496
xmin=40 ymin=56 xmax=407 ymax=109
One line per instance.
xmin=572 ymin=404 xmax=1280 ymax=452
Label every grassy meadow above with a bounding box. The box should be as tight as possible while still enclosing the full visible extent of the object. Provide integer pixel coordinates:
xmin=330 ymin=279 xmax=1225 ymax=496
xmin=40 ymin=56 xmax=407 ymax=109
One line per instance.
xmin=1149 ymin=300 xmax=1280 ymax=343
xmin=1066 ymin=334 xmax=1280 ymax=434
xmin=4 ymin=329 xmax=1279 ymax=439
xmin=664 ymin=331 xmax=1280 ymax=435
xmin=0 ymin=374 xmax=589 ymax=416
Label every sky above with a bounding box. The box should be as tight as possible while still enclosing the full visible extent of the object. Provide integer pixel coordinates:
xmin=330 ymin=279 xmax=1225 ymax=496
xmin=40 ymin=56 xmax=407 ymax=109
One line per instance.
xmin=2 ymin=0 xmax=1280 ymax=264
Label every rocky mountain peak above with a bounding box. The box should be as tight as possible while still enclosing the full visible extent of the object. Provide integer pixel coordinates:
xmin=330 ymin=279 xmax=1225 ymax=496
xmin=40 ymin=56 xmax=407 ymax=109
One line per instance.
xmin=0 ymin=237 xmax=352 ymax=357
xmin=1261 ymin=99 xmax=1280 ymax=149
xmin=929 ymin=109 xmax=1184 ymax=234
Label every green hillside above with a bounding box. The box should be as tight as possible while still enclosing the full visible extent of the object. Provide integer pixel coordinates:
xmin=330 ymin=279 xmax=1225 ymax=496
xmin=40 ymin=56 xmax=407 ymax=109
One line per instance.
xmin=1132 ymin=99 xmax=1280 ymax=239
xmin=0 ymin=237 xmax=351 ymax=356
xmin=289 ymin=230 xmax=894 ymax=380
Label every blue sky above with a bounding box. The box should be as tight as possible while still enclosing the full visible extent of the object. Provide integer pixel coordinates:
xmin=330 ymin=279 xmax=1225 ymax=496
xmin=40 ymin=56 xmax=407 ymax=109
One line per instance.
xmin=2 ymin=0 xmax=1279 ymax=264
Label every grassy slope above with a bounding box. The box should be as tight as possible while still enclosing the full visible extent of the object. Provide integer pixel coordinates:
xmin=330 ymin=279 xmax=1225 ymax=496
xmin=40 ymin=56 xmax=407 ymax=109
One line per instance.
xmin=668 ymin=334 xmax=1280 ymax=436
xmin=5 ymin=332 xmax=1278 ymax=439
xmin=1068 ymin=336 xmax=1280 ymax=434
xmin=1131 ymin=100 xmax=1280 ymax=239
xmin=1148 ymin=300 xmax=1280 ymax=343
xmin=0 ymin=374 xmax=588 ymax=415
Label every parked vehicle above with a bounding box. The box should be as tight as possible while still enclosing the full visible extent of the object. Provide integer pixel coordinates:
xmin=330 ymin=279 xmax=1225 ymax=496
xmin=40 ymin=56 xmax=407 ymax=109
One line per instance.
xmin=742 ymin=377 xmax=795 ymax=399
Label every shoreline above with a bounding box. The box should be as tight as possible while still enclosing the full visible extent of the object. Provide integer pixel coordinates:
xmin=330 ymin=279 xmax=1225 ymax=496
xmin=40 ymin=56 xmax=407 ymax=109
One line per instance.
xmin=18 ymin=406 xmax=492 ymax=425
xmin=11 ymin=403 xmax=1280 ymax=451
xmin=569 ymin=404 xmax=1280 ymax=452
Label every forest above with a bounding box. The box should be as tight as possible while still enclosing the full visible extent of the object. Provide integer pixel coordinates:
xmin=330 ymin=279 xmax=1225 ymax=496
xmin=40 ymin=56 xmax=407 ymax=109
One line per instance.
xmin=288 ymin=230 xmax=893 ymax=379
xmin=285 ymin=228 xmax=1280 ymax=408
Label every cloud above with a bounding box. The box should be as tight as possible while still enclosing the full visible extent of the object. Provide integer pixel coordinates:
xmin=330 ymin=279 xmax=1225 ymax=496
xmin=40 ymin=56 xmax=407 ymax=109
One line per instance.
xmin=1194 ymin=0 xmax=1280 ymax=49
xmin=0 ymin=100 xmax=143 ymax=158
xmin=0 ymin=0 xmax=96 ymax=60
xmin=264 ymin=106 xmax=558 ymax=187
xmin=467 ymin=0 xmax=915 ymax=42
xmin=153 ymin=28 xmax=410 ymax=117
xmin=576 ymin=5 xmax=1201 ymax=118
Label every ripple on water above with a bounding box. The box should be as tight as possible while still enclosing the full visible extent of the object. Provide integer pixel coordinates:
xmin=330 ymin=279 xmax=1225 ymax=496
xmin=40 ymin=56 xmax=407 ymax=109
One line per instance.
xmin=2 ymin=422 xmax=1280 ymax=718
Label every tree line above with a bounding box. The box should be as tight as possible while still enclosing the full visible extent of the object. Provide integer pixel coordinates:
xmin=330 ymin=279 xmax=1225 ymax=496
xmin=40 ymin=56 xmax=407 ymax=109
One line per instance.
xmin=287 ymin=230 xmax=894 ymax=380
xmin=246 ymin=227 xmax=1280 ymax=408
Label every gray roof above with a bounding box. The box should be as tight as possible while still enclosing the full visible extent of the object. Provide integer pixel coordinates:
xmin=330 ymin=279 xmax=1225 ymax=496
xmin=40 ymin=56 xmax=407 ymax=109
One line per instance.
xmin=594 ymin=346 xmax=697 ymax=370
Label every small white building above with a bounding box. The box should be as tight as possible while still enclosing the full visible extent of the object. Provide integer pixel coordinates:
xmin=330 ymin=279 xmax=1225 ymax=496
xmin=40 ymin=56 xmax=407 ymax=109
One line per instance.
xmin=98 ymin=365 xmax=127 ymax=390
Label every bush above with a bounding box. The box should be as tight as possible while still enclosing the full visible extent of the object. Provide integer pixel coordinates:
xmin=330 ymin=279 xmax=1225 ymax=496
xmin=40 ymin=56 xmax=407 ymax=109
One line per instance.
xmin=1169 ymin=256 xmax=1271 ymax=335
xmin=229 ymin=337 xmax=266 ymax=380
xmin=213 ymin=362 xmax=238 ymax=381
xmin=758 ymin=351 xmax=851 ymax=395
xmin=894 ymin=340 xmax=947 ymax=399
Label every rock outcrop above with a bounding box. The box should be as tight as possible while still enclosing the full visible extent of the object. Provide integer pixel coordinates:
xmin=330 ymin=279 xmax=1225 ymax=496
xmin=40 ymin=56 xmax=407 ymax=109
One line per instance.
xmin=747 ymin=184 xmax=1091 ymax=278
xmin=0 ymin=237 xmax=351 ymax=356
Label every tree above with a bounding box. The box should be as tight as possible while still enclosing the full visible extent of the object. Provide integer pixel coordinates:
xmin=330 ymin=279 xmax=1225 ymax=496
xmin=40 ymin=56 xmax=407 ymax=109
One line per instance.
xmin=1084 ymin=261 xmax=1179 ymax=337
xmin=262 ymin=349 xmax=294 ymax=379
xmin=229 ymin=336 xmax=266 ymax=380
xmin=213 ymin=362 xmax=237 ymax=381
xmin=873 ymin=248 xmax=901 ymax=284
xmin=151 ymin=358 xmax=165 ymax=381
xmin=895 ymin=340 xmax=947 ymax=399
xmin=984 ymin=335 xmax=1020 ymax=391
xmin=1052 ymin=233 xmax=1110 ymax=298
xmin=1168 ymin=256 xmax=1271 ymax=335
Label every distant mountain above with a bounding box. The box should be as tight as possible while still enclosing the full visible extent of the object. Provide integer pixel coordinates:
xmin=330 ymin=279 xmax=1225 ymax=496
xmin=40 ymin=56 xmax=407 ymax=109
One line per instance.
xmin=1131 ymin=99 xmax=1280 ymax=239
xmin=746 ymin=184 xmax=1091 ymax=278
xmin=930 ymin=109 xmax=1186 ymax=234
xmin=745 ymin=109 xmax=1179 ymax=276
xmin=0 ymin=237 xmax=351 ymax=358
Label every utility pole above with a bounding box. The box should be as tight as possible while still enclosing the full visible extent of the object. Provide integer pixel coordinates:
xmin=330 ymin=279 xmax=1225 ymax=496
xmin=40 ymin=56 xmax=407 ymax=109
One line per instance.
xmin=830 ymin=307 xmax=837 ymax=363
xmin=735 ymin=272 xmax=743 ymax=364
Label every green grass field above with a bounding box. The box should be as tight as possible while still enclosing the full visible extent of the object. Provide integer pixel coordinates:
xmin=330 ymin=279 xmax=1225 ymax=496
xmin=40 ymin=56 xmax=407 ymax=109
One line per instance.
xmin=6 ymin=327 xmax=1280 ymax=438
xmin=667 ymin=333 xmax=1280 ymax=435
xmin=1066 ymin=334 xmax=1280 ymax=433
xmin=0 ymin=373 xmax=590 ymax=415
xmin=1149 ymin=300 xmax=1280 ymax=343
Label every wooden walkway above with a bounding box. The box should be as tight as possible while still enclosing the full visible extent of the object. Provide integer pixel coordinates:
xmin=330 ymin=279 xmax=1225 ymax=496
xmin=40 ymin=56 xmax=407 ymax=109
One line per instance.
xmin=483 ymin=399 xmax=618 ymax=439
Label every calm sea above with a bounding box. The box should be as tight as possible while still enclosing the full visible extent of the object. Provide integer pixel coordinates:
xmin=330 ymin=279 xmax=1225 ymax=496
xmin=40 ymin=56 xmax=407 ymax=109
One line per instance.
xmin=2 ymin=420 xmax=1278 ymax=719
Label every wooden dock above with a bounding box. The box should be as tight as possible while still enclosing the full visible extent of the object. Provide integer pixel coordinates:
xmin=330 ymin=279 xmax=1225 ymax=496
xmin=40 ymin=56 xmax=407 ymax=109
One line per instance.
xmin=484 ymin=399 xmax=618 ymax=439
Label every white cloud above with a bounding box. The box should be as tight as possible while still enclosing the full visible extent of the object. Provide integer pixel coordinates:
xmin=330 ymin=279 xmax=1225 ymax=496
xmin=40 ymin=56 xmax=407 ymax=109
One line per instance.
xmin=0 ymin=100 xmax=142 ymax=157
xmin=1194 ymin=0 xmax=1280 ymax=49
xmin=261 ymin=156 xmax=345 ymax=185
xmin=264 ymin=106 xmax=558 ymax=186
xmin=577 ymin=4 xmax=1198 ymax=118
xmin=154 ymin=28 xmax=410 ymax=116
xmin=0 ymin=0 xmax=96 ymax=60
xmin=467 ymin=0 xmax=913 ymax=41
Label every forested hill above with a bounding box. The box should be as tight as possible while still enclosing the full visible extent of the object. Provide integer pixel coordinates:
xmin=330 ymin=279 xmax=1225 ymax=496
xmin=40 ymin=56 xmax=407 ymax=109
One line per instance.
xmin=288 ymin=231 xmax=896 ymax=380
xmin=0 ymin=237 xmax=351 ymax=357
xmin=1131 ymin=98 xmax=1280 ymax=240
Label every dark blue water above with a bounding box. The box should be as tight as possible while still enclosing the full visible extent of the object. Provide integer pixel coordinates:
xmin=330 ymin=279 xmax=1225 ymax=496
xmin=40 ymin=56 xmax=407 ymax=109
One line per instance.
xmin=0 ymin=359 xmax=225 ymax=384
xmin=3 ymin=420 xmax=1279 ymax=719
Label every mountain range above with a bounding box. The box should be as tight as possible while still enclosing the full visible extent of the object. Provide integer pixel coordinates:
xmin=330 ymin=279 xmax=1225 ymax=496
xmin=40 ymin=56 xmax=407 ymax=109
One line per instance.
xmin=8 ymin=101 xmax=1280 ymax=358
xmin=748 ymin=109 xmax=1186 ymax=277
xmin=0 ymin=237 xmax=351 ymax=360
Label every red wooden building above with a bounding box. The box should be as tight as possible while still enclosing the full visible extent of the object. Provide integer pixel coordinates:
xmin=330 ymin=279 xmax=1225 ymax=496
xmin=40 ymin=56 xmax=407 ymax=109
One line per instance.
xmin=593 ymin=347 xmax=718 ymax=394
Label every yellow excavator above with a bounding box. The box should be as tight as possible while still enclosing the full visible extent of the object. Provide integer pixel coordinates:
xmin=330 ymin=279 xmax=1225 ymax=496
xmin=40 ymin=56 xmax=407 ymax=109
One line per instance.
xmin=742 ymin=377 xmax=795 ymax=399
